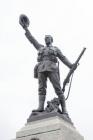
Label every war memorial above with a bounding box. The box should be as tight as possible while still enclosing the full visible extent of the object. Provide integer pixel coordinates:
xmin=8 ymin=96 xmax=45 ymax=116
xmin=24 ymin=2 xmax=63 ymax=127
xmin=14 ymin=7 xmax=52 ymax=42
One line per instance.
xmin=13 ymin=14 xmax=86 ymax=140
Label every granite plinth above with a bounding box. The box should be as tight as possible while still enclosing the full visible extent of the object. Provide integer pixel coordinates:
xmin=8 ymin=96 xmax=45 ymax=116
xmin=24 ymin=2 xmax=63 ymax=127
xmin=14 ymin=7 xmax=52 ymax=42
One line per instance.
xmin=27 ymin=112 xmax=73 ymax=125
xmin=14 ymin=114 xmax=84 ymax=140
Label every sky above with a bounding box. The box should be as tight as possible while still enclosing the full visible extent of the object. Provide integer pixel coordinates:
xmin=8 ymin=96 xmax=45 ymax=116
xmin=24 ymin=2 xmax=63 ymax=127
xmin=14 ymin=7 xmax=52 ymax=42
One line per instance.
xmin=0 ymin=0 xmax=93 ymax=140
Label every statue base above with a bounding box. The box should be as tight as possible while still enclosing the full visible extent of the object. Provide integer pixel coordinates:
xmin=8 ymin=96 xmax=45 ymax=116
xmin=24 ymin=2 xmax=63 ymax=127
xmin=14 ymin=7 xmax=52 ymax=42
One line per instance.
xmin=14 ymin=113 xmax=84 ymax=140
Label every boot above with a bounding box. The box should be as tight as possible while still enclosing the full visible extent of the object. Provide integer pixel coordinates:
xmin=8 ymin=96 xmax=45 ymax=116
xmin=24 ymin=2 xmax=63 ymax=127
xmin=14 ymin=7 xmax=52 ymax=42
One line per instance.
xmin=58 ymin=94 xmax=68 ymax=114
xmin=32 ymin=95 xmax=45 ymax=112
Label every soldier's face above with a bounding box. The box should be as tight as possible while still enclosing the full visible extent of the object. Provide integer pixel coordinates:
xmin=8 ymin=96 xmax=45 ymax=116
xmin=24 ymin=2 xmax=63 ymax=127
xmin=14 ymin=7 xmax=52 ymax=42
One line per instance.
xmin=45 ymin=37 xmax=52 ymax=46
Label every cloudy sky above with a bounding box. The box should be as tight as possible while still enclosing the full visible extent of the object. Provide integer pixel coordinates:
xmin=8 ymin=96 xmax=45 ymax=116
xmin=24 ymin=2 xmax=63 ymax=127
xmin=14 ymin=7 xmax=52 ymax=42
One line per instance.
xmin=0 ymin=0 xmax=93 ymax=140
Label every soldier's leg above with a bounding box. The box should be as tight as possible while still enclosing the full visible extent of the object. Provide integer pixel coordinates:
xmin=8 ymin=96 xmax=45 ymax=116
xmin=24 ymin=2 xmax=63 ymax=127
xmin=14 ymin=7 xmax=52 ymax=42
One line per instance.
xmin=48 ymin=72 xmax=67 ymax=114
xmin=33 ymin=72 xmax=47 ymax=112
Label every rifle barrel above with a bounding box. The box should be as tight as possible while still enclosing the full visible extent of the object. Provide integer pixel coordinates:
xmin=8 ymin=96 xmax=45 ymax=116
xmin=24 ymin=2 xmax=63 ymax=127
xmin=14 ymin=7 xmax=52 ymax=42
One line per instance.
xmin=62 ymin=47 xmax=86 ymax=92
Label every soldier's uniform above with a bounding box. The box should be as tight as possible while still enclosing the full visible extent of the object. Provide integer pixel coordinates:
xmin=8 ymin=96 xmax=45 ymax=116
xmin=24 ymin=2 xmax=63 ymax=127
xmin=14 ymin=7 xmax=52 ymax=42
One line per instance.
xmin=25 ymin=30 xmax=72 ymax=113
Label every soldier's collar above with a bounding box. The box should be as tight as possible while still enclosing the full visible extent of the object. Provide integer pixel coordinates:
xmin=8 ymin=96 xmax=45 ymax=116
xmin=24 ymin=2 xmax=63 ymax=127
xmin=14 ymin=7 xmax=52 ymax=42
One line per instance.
xmin=46 ymin=45 xmax=53 ymax=48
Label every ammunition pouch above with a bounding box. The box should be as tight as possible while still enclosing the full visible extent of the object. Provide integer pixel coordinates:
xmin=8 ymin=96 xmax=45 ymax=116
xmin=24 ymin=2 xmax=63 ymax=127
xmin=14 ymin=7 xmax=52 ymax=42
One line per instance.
xmin=37 ymin=47 xmax=58 ymax=63
xmin=34 ymin=64 xmax=39 ymax=78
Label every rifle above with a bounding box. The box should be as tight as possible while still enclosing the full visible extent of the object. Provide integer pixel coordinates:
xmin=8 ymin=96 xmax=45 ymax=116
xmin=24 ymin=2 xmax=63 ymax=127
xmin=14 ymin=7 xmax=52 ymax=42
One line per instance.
xmin=62 ymin=47 xmax=86 ymax=93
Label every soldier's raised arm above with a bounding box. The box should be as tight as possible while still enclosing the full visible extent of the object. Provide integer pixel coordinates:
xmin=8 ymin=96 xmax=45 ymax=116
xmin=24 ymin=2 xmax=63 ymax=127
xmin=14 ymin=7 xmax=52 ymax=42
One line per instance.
xmin=19 ymin=14 xmax=43 ymax=50
xmin=25 ymin=28 xmax=43 ymax=50
xmin=56 ymin=47 xmax=73 ymax=69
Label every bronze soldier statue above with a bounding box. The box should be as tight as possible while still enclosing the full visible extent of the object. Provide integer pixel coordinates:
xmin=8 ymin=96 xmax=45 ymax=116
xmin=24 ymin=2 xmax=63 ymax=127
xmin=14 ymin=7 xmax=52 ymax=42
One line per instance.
xmin=19 ymin=14 xmax=74 ymax=114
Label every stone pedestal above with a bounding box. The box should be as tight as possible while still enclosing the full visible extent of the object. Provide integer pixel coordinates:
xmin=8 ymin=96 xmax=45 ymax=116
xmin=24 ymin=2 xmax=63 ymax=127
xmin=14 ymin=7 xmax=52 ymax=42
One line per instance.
xmin=14 ymin=113 xmax=84 ymax=140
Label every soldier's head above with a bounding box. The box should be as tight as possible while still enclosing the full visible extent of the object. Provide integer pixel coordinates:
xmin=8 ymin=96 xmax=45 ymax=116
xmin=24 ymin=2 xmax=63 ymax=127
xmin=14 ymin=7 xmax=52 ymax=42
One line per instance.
xmin=45 ymin=35 xmax=53 ymax=46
